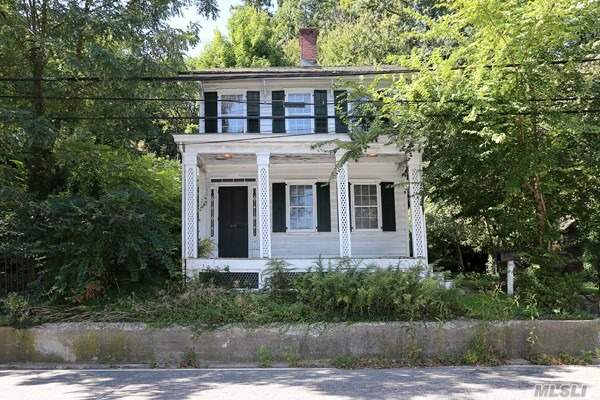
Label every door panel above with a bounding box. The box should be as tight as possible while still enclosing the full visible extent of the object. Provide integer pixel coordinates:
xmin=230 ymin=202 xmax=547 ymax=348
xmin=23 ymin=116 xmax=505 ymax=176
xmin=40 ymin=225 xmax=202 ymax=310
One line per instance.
xmin=218 ymin=186 xmax=249 ymax=258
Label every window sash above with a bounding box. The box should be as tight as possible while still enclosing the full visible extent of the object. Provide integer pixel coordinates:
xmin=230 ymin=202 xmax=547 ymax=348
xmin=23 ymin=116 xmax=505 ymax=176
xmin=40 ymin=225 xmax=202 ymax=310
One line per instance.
xmin=286 ymin=93 xmax=312 ymax=134
xmin=353 ymin=184 xmax=380 ymax=230
xmin=220 ymin=94 xmax=244 ymax=133
xmin=288 ymin=184 xmax=315 ymax=230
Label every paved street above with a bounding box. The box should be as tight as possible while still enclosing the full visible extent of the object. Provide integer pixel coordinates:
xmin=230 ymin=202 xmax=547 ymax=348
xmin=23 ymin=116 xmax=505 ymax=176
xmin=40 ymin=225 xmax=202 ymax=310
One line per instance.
xmin=0 ymin=366 xmax=598 ymax=400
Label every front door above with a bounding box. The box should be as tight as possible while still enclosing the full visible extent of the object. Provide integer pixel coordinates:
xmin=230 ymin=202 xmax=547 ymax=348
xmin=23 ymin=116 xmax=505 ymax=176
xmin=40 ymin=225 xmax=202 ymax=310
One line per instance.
xmin=218 ymin=186 xmax=249 ymax=258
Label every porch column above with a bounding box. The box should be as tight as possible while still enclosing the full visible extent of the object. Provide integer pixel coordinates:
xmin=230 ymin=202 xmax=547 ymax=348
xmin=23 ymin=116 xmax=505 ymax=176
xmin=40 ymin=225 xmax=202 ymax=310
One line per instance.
xmin=408 ymin=150 xmax=428 ymax=264
xmin=336 ymin=151 xmax=352 ymax=257
xmin=256 ymin=152 xmax=272 ymax=258
xmin=182 ymin=151 xmax=198 ymax=259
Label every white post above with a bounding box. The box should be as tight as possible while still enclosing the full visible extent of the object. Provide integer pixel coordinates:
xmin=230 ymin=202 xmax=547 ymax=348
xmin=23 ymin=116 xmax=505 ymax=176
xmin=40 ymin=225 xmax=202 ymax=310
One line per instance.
xmin=257 ymin=152 xmax=271 ymax=258
xmin=336 ymin=151 xmax=352 ymax=257
xmin=507 ymin=260 xmax=515 ymax=296
xmin=182 ymin=152 xmax=198 ymax=260
xmin=408 ymin=150 xmax=428 ymax=266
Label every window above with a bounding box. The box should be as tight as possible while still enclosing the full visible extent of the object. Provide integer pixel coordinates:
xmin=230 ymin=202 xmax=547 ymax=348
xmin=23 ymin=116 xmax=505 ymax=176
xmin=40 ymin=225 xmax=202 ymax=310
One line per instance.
xmin=220 ymin=94 xmax=244 ymax=133
xmin=286 ymin=93 xmax=312 ymax=134
xmin=288 ymin=184 xmax=314 ymax=230
xmin=353 ymin=184 xmax=379 ymax=230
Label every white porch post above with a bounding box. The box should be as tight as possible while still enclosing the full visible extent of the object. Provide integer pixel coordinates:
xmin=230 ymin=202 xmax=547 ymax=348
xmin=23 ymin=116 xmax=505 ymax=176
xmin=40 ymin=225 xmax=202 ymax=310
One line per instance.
xmin=408 ymin=150 xmax=428 ymax=265
xmin=336 ymin=151 xmax=352 ymax=257
xmin=182 ymin=152 xmax=198 ymax=259
xmin=256 ymin=152 xmax=272 ymax=258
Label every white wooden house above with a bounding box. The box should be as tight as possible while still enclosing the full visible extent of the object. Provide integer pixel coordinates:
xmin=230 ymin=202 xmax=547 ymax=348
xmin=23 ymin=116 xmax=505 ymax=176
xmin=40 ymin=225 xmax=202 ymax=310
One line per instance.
xmin=174 ymin=29 xmax=428 ymax=287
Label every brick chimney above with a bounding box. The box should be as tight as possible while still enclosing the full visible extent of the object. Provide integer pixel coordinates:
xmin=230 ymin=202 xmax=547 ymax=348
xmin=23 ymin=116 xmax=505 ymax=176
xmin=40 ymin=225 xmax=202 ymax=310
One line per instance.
xmin=299 ymin=28 xmax=318 ymax=67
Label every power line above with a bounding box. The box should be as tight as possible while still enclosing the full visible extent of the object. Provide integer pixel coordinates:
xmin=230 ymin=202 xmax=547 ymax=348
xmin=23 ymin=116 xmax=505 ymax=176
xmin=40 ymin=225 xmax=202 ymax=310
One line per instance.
xmin=0 ymin=57 xmax=597 ymax=83
xmin=1 ymin=94 xmax=599 ymax=106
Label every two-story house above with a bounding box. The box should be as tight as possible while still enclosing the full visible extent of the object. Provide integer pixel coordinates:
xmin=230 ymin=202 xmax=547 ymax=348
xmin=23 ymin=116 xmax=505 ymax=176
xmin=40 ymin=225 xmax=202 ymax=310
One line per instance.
xmin=174 ymin=29 xmax=428 ymax=287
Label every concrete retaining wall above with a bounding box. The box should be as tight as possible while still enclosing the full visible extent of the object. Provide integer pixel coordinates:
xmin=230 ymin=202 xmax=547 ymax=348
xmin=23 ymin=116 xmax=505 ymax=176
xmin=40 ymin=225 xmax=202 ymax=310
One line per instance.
xmin=0 ymin=320 xmax=599 ymax=366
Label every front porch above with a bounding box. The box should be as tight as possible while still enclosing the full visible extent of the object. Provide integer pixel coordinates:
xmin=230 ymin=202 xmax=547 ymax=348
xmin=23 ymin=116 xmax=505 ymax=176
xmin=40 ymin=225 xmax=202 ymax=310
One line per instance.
xmin=177 ymin=134 xmax=428 ymax=284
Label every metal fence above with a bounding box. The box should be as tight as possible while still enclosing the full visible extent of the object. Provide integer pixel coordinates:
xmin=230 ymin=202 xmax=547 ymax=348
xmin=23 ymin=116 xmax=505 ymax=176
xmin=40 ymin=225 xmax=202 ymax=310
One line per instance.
xmin=0 ymin=254 xmax=38 ymax=297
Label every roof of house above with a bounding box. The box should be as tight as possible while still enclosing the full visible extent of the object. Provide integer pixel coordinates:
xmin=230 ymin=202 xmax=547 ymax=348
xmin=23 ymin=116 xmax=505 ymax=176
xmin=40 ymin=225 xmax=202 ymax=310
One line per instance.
xmin=177 ymin=65 xmax=415 ymax=81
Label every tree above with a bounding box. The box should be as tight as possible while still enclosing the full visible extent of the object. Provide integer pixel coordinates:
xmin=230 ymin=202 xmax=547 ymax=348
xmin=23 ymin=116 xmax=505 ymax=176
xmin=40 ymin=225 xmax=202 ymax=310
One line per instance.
xmin=190 ymin=6 xmax=291 ymax=68
xmin=0 ymin=0 xmax=218 ymax=195
xmin=339 ymin=0 xmax=600 ymax=265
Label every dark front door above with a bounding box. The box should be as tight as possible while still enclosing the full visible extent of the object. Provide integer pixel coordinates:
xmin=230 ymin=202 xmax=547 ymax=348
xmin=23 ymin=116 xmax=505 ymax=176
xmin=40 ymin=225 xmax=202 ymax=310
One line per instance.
xmin=218 ymin=186 xmax=248 ymax=258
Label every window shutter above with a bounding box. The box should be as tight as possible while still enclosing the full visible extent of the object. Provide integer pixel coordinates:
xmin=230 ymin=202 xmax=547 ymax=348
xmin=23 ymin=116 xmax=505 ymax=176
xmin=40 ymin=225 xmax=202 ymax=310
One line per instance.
xmin=247 ymin=91 xmax=260 ymax=133
xmin=204 ymin=92 xmax=218 ymax=133
xmin=272 ymin=91 xmax=285 ymax=133
xmin=272 ymin=183 xmax=286 ymax=232
xmin=381 ymin=182 xmax=396 ymax=231
xmin=314 ymin=90 xmax=328 ymax=133
xmin=334 ymin=90 xmax=348 ymax=133
xmin=316 ymin=182 xmax=331 ymax=232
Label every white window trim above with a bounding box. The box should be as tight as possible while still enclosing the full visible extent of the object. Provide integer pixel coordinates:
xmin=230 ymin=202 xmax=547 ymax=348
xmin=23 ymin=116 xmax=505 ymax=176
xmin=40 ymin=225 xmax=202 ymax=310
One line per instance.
xmin=285 ymin=180 xmax=318 ymax=232
xmin=351 ymin=181 xmax=383 ymax=232
xmin=284 ymin=89 xmax=314 ymax=135
xmin=218 ymin=90 xmax=246 ymax=134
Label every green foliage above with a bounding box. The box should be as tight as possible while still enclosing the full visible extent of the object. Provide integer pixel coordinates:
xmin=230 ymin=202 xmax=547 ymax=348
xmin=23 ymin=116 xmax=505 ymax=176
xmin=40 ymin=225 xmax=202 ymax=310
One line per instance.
xmin=292 ymin=264 xmax=461 ymax=320
xmin=179 ymin=349 xmax=201 ymax=368
xmin=0 ymin=293 xmax=32 ymax=327
xmin=462 ymin=325 xmax=506 ymax=366
xmin=529 ymin=352 xmax=593 ymax=366
xmin=190 ymin=6 xmax=291 ymax=68
xmin=516 ymin=267 xmax=585 ymax=317
xmin=256 ymin=346 xmax=273 ymax=367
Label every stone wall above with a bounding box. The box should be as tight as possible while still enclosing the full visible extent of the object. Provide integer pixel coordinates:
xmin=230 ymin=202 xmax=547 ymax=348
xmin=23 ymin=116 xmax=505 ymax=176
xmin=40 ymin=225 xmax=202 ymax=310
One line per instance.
xmin=0 ymin=320 xmax=598 ymax=366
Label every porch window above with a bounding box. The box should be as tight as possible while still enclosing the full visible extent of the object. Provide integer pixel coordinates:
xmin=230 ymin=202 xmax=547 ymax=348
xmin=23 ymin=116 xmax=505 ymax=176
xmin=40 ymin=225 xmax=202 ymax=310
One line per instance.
xmin=221 ymin=94 xmax=244 ymax=133
xmin=288 ymin=184 xmax=314 ymax=230
xmin=286 ymin=93 xmax=312 ymax=134
xmin=353 ymin=184 xmax=379 ymax=230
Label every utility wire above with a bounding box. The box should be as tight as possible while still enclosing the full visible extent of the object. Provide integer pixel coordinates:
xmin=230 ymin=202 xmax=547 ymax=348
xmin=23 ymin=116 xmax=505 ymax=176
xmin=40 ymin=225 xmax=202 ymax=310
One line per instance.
xmin=0 ymin=57 xmax=597 ymax=82
xmin=1 ymin=94 xmax=599 ymax=106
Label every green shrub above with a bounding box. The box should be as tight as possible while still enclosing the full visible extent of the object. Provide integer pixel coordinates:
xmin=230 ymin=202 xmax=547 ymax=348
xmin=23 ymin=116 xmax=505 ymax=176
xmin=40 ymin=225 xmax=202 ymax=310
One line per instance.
xmin=462 ymin=325 xmax=506 ymax=365
xmin=454 ymin=273 xmax=501 ymax=293
xmin=516 ymin=267 xmax=585 ymax=316
xmin=257 ymin=346 xmax=273 ymax=367
xmin=0 ymin=293 xmax=31 ymax=327
xmin=22 ymin=189 xmax=179 ymax=303
xmin=292 ymin=265 xmax=461 ymax=320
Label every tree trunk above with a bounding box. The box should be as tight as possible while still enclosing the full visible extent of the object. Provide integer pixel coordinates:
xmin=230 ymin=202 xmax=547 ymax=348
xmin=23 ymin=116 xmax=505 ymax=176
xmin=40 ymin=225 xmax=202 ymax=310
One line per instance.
xmin=528 ymin=175 xmax=548 ymax=247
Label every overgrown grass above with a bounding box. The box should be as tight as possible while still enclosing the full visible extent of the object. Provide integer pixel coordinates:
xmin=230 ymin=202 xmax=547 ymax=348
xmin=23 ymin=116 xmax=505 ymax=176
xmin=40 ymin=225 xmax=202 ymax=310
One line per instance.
xmin=0 ymin=265 xmax=594 ymax=330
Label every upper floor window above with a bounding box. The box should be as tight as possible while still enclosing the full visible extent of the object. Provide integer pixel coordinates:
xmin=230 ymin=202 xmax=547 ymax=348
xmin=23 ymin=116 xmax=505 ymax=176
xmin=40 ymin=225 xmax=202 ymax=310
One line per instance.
xmin=221 ymin=94 xmax=244 ymax=133
xmin=286 ymin=92 xmax=312 ymax=134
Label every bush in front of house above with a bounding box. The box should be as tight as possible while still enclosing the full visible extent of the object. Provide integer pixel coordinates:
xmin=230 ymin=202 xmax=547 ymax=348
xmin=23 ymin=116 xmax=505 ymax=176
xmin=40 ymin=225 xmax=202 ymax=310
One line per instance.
xmin=291 ymin=264 xmax=462 ymax=320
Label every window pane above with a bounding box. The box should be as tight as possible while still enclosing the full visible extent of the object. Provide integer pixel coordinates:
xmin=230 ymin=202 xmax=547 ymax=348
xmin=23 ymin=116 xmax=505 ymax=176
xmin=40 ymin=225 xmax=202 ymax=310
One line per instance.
xmin=221 ymin=94 xmax=244 ymax=133
xmin=289 ymin=185 xmax=313 ymax=229
xmin=287 ymin=93 xmax=311 ymax=134
xmin=354 ymin=185 xmax=378 ymax=229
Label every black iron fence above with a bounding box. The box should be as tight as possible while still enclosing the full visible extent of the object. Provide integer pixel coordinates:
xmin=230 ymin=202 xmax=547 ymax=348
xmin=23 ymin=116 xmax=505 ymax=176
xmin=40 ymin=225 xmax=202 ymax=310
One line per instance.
xmin=0 ymin=253 xmax=38 ymax=297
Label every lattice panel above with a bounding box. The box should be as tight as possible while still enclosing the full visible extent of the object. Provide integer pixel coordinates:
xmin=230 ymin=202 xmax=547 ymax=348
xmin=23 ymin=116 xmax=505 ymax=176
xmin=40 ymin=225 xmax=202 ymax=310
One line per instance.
xmin=257 ymin=164 xmax=271 ymax=258
xmin=184 ymin=165 xmax=198 ymax=258
xmin=409 ymin=164 xmax=426 ymax=260
xmin=336 ymin=163 xmax=352 ymax=257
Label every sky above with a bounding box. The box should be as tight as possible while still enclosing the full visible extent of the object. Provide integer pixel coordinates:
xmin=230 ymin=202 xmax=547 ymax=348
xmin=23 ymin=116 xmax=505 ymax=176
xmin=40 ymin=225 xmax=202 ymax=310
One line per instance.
xmin=169 ymin=0 xmax=243 ymax=57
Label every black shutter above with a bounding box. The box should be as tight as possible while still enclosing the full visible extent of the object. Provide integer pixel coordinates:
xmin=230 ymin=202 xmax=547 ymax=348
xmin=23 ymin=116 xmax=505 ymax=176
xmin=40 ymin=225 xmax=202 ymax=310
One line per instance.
xmin=381 ymin=182 xmax=396 ymax=231
xmin=272 ymin=183 xmax=286 ymax=232
xmin=247 ymin=91 xmax=260 ymax=133
xmin=314 ymin=90 xmax=328 ymax=133
xmin=272 ymin=90 xmax=285 ymax=133
xmin=204 ymin=92 xmax=218 ymax=133
xmin=334 ymin=90 xmax=348 ymax=133
xmin=316 ymin=182 xmax=331 ymax=232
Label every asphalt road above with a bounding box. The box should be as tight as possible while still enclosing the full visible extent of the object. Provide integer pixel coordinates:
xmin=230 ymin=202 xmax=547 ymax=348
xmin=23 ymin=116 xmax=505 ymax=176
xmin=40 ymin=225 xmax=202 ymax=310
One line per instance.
xmin=0 ymin=366 xmax=598 ymax=400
